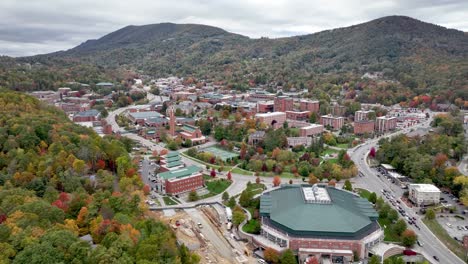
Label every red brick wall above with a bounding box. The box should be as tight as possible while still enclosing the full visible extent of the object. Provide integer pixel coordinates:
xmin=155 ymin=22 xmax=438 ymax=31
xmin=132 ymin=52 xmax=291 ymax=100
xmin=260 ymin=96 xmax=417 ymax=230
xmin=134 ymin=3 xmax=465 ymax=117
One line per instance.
xmin=300 ymin=101 xmax=319 ymax=113
xmin=165 ymin=174 xmax=204 ymax=195
xmin=354 ymin=121 xmax=375 ymax=135
xmin=289 ymin=238 xmax=361 ymax=254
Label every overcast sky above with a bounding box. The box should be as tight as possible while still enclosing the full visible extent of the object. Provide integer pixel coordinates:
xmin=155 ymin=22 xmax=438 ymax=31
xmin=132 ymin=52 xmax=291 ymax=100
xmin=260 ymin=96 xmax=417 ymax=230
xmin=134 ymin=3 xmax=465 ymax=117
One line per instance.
xmin=1 ymin=0 xmax=467 ymax=57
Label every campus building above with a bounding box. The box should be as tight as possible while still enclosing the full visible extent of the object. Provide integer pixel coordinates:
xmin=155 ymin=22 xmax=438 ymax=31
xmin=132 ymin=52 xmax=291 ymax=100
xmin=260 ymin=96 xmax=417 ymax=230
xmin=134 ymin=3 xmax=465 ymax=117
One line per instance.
xmin=286 ymin=111 xmax=311 ymax=121
xmin=354 ymin=121 xmax=375 ymax=135
xmin=408 ymin=184 xmax=441 ymax=207
xmin=255 ymin=185 xmax=383 ymax=263
xmin=375 ymin=116 xmax=397 ymax=134
xmin=320 ymin=115 xmax=344 ymax=131
xmin=73 ymin=109 xmax=101 ymax=122
xmin=159 ymin=152 xmax=184 ymax=172
xmin=128 ymin=111 xmax=163 ymax=126
xmin=179 ymin=124 xmax=206 ymax=144
xmin=299 ymin=100 xmax=320 ymax=113
xmin=274 ymin=96 xmax=294 ymax=112
xmin=299 ymin=124 xmax=324 ymax=137
xmin=255 ymin=112 xmax=287 ymax=129
xmin=156 ymin=165 xmax=204 ymax=195
xmin=354 ymin=110 xmax=375 ymax=122
xmin=257 ymin=101 xmax=275 ymax=113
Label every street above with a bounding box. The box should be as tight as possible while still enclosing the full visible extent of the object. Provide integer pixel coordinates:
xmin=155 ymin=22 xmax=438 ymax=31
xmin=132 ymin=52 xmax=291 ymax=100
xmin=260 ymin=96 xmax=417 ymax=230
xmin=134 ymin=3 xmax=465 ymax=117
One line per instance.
xmin=349 ymin=117 xmax=465 ymax=264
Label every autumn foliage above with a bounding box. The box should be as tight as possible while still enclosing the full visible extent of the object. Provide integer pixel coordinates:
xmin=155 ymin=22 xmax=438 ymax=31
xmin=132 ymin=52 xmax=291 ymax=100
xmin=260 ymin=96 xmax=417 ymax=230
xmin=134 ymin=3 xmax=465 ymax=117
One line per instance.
xmin=273 ymin=176 xmax=281 ymax=187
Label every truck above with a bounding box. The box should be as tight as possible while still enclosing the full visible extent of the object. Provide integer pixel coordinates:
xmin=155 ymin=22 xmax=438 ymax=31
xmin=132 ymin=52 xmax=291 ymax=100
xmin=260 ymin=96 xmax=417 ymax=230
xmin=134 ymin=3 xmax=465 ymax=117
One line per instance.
xmin=225 ymin=207 xmax=233 ymax=221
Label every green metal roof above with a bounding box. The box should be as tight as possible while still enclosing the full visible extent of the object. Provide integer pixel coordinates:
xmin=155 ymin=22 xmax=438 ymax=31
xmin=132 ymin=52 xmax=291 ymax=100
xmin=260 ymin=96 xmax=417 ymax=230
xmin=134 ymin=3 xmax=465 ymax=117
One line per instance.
xmin=182 ymin=125 xmax=196 ymax=133
xmin=165 ymin=152 xmax=179 ymax=158
xmin=158 ymin=165 xmax=201 ymax=180
xmin=260 ymin=185 xmax=378 ymax=237
xmin=165 ymin=156 xmax=181 ymax=163
xmin=165 ymin=160 xmax=183 ymax=168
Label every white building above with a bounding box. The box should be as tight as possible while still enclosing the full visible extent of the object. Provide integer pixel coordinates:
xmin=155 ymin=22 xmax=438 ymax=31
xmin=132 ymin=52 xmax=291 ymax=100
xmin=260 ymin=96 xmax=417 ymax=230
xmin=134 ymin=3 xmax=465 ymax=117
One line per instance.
xmin=408 ymin=184 xmax=441 ymax=206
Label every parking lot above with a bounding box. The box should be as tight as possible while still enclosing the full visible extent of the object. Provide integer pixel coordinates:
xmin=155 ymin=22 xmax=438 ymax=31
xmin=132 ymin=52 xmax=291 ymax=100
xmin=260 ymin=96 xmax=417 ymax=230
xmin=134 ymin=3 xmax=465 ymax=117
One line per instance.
xmin=437 ymin=214 xmax=468 ymax=241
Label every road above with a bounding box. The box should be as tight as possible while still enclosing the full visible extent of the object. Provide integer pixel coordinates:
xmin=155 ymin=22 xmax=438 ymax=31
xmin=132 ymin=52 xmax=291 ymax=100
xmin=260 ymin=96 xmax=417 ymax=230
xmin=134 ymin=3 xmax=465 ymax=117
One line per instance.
xmin=185 ymin=208 xmax=234 ymax=259
xmin=349 ymin=117 xmax=465 ymax=264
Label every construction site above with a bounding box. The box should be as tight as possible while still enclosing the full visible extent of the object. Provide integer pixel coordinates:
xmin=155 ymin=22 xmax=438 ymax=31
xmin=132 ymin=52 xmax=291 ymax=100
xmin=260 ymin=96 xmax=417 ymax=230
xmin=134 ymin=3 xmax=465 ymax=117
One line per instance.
xmin=160 ymin=205 xmax=255 ymax=264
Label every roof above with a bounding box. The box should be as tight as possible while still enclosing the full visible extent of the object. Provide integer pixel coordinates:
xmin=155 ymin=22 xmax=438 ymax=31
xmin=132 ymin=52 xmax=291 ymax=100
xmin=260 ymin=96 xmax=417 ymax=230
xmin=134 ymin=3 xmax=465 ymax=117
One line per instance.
xmin=260 ymin=185 xmax=379 ymax=237
xmin=96 ymin=82 xmax=113 ymax=86
xmin=249 ymin=131 xmax=266 ymax=138
xmin=165 ymin=156 xmax=181 ymax=163
xmin=165 ymin=151 xmax=180 ymax=158
xmin=301 ymin=124 xmax=324 ymax=129
xmin=158 ymin=165 xmax=202 ymax=180
xmin=146 ymin=117 xmax=168 ymax=124
xmin=409 ymin=184 xmax=440 ymax=193
xmin=381 ymin=164 xmax=395 ymax=170
xmin=165 ymin=160 xmax=183 ymax=168
xmin=75 ymin=109 xmax=100 ymax=117
xmin=182 ymin=124 xmax=197 ymax=133
xmin=255 ymin=112 xmax=286 ymax=118
xmin=129 ymin=111 xmax=162 ymax=119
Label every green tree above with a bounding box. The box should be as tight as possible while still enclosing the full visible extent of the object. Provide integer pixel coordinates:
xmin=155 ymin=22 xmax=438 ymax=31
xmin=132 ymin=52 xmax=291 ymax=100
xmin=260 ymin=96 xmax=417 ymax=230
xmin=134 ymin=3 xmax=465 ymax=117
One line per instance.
xmin=425 ymin=209 xmax=436 ymax=220
xmin=393 ymin=219 xmax=407 ymax=236
xmin=232 ymin=210 xmax=246 ymax=227
xmin=227 ymin=197 xmax=236 ymax=208
xmin=401 ymin=229 xmax=417 ymax=247
xmin=343 ymin=180 xmax=353 ymax=191
xmin=280 ymin=249 xmax=297 ymax=264
xmin=368 ymin=255 xmax=380 ymax=264
xmin=388 ymin=209 xmax=399 ymax=223
xmin=222 ymin=191 xmax=229 ymax=202
xmin=188 ymin=190 xmax=199 ymax=202
xmin=368 ymin=192 xmax=377 ymax=204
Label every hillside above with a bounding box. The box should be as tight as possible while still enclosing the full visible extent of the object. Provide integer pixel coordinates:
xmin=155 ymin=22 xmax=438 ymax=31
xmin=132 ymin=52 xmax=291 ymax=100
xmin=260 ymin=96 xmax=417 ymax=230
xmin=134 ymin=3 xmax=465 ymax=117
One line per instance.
xmin=0 ymin=90 xmax=200 ymax=263
xmin=6 ymin=16 xmax=468 ymax=102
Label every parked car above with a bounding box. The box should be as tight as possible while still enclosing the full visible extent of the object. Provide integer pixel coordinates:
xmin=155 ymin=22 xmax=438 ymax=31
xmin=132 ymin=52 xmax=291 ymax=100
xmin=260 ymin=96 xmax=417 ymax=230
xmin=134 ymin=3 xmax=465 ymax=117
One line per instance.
xmin=417 ymin=240 xmax=423 ymax=247
xmin=433 ymin=256 xmax=439 ymax=261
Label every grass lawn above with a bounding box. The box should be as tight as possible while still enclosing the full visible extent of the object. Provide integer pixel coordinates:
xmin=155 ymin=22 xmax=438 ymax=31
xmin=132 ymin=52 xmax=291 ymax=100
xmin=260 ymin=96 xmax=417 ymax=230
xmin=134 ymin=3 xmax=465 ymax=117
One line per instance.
xmin=206 ymin=179 xmax=231 ymax=194
xmin=336 ymin=143 xmax=350 ymax=149
xmin=378 ymin=218 xmax=400 ymax=242
xmin=322 ymin=148 xmax=339 ymax=156
xmin=162 ymin=196 xmax=178 ymax=206
xmin=326 ymin=158 xmax=338 ymax=164
xmin=242 ymin=219 xmax=261 ymax=234
xmin=201 ymin=179 xmax=232 ymax=199
xmin=423 ymin=218 xmax=466 ymax=260
xmin=231 ymin=167 xmax=254 ymax=176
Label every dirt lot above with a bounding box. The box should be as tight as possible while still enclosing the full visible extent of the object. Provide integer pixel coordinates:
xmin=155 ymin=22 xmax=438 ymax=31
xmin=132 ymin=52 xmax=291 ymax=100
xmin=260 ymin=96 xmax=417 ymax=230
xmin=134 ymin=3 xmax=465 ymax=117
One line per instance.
xmin=161 ymin=210 xmax=236 ymax=263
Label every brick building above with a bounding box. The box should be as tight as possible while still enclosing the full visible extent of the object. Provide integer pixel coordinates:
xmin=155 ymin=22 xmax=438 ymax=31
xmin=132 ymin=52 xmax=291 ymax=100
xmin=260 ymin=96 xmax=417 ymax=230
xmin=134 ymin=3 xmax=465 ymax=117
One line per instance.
xmin=257 ymin=101 xmax=275 ymax=113
xmin=73 ymin=109 xmax=101 ymax=122
xmin=354 ymin=110 xmax=375 ymax=122
xmin=287 ymin=137 xmax=313 ymax=147
xmin=375 ymin=116 xmax=397 ymax=134
xmin=156 ymin=165 xmax=204 ymax=195
xmin=179 ymin=124 xmax=206 ymax=144
xmin=128 ymin=111 xmax=163 ymax=126
xmin=286 ymin=111 xmax=311 ymax=121
xmin=274 ymin=96 xmax=294 ymax=112
xmin=159 ymin=152 xmax=184 ymax=172
xmin=299 ymin=100 xmax=320 ymax=113
xmin=354 ymin=121 xmax=375 ymax=135
xmin=320 ymin=115 xmax=344 ymax=131
xmin=299 ymin=124 xmax=324 ymax=137
xmin=255 ymin=112 xmax=287 ymax=129
xmin=331 ymin=103 xmax=346 ymax=117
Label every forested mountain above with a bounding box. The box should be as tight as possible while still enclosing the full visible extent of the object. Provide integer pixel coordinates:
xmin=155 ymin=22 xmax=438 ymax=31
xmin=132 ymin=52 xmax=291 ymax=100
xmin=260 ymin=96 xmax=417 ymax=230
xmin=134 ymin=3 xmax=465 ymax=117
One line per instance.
xmin=0 ymin=90 xmax=199 ymax=263
xmin=3 ymin=16 xmax=468 ymax=102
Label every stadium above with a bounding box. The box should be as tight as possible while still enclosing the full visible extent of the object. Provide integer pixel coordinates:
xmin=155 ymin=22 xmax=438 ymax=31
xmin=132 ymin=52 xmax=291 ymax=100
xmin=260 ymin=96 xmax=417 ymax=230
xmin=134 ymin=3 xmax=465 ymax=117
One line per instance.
xmin=255 ymin=184 xmax=383 ymax=262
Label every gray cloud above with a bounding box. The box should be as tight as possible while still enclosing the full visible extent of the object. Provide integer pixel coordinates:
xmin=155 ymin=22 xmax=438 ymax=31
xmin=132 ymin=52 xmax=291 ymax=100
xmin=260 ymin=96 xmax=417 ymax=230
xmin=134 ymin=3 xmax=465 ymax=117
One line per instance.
xmin=0 ymin=0 xmax=467 ymax=57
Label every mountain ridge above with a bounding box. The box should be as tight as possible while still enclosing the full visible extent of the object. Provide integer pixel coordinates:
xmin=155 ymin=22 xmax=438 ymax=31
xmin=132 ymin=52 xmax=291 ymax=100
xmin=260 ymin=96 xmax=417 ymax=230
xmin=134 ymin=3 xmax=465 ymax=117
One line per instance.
xmin=5 ymin=15 xmax=468 ymax=101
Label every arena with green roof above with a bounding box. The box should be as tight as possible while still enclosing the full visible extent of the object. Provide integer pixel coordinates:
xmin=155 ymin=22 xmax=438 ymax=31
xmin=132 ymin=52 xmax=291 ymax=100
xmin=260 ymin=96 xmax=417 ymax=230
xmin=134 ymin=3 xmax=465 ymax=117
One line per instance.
xmin=255 ymin=184 xmax=383 ymax=263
